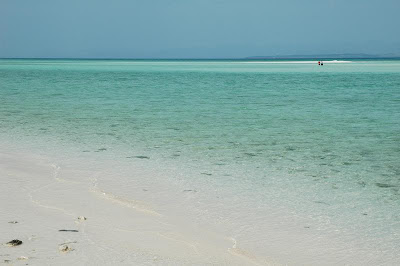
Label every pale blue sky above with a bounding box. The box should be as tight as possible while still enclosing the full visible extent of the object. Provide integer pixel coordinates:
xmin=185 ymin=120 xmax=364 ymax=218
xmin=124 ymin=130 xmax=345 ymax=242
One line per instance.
xmin=1 ymin=0 xmax=399 ymax=58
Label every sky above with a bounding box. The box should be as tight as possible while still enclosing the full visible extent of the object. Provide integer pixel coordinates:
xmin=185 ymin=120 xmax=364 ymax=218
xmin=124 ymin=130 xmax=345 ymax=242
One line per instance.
xmin=1 ymin=0 xmax=399 ymax=58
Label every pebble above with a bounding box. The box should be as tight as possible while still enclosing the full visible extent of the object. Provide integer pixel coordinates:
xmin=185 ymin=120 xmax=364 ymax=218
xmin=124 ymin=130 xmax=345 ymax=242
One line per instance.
xmin=78 ymin=216 xmax=87 ymax=221
xmin=59 ymin=244 xmax=74 ymax=253
xmin=5 ymin=239 xmax=23 ymax=247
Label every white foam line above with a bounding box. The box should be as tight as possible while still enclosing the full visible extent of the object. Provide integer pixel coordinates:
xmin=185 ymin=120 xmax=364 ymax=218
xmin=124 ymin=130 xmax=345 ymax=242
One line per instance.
xmin=27 ymin=165 xmax=77 ymax=217
xmin=240 ymin=60 xmax=352 ymax=64
xmin=90 ymin=177 xmax=162 ymax=217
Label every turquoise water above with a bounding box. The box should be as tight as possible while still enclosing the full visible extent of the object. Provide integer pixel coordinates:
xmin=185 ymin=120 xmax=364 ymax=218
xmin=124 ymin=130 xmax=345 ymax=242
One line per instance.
xmin=1 ymin=59 xmax=400 ymax=262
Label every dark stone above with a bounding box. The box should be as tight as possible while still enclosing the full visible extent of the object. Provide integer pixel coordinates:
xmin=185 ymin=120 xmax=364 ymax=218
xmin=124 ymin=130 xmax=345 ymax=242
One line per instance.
xmin=134 ymin=156 xmax=150 ymax=159
xmin=200 ymin=172 xmax=212 ymax=176
xmin=6 ymin=239 xmax=22 ymax=246
xmin=376 ymin=183 xmax=396 ymax=188
xmin=58 ymin=230 xmax=79 ymax=232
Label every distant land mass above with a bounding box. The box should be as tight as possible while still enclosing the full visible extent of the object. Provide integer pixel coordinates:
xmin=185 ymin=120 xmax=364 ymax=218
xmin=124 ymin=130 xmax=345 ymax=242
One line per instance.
xmin=246 ymin=53 xmax=400 ymax=60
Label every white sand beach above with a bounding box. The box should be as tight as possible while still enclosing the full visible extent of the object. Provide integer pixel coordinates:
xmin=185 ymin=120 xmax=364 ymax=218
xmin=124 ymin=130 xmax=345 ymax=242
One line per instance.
xmin=1 ymin=149 xmax=284 ymax=265
xmin=2 ymin=142 xmax=398 ymax=266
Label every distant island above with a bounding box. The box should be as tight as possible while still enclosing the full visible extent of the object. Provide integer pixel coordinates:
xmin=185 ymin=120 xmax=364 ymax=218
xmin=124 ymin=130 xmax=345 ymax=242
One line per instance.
xmin=246 ymin=53 xmax=400 ymax=60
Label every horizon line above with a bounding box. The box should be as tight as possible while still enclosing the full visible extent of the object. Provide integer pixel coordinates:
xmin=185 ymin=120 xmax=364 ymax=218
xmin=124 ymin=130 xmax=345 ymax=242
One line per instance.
xmin=1 ymin=55 xmax=400 ymax=60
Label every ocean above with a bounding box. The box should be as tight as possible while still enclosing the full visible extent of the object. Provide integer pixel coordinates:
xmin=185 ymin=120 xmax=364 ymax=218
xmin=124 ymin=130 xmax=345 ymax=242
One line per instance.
xmin=1 ymin=59 xmax=399 ymax=264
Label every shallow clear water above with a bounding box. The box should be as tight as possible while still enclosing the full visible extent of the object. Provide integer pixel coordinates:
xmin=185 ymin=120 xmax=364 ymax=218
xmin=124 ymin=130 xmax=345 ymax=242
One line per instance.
xmin=1 ymin=59 xmax=400 ymax=263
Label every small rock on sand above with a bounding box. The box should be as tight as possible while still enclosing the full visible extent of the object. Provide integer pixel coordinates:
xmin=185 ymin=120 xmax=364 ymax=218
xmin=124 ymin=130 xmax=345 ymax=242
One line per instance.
xmin=59 ymin=244 xmax=74 ymax=253
xmin=17 ymin=256 xmax=28 ymax=260
xmin=77 ymin=216 xmax=87 ymax=221
xmin=5 ymin=239 xmax=23 ymax=247
xmin=134 ymin=155 xmax=150 ymax=159
xmin=183 ymin=189 xmax=197 ymax=193
xmin=8 ymin=221 xmax=18 ymax=224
